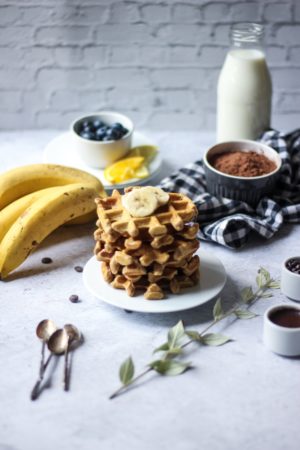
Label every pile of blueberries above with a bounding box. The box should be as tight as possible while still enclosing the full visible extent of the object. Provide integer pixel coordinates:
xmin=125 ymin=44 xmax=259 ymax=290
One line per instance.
xmin=286 ymin=258 xmax=300 ymax=275
xmin=77 ymin=118 xmax=129 ymax=142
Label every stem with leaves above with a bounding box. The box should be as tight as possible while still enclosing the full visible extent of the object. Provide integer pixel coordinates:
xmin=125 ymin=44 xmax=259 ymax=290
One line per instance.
xmin=109 ymin=267 xmax=280 ymax=400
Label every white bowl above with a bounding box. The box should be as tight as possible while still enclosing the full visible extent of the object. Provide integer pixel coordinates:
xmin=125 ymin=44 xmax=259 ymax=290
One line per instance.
xmin=263 ymin=304 xmax=300 ymax=356
xmin=71 ymin=111 xmax=133 ymax=169
xmin=203 ymin=140 xmax=282 ymax=205
xmin=281 ymin=256 xmax=300 ymax=302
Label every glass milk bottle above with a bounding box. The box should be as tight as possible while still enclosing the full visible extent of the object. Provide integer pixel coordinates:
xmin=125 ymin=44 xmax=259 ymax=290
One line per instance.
xmin=217 ymin=23 xmax=272 ymax=142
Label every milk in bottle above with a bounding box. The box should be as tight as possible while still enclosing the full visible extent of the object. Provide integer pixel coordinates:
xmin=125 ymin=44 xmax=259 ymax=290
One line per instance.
xmin=217 ymin=23 xmax=272 ymax=142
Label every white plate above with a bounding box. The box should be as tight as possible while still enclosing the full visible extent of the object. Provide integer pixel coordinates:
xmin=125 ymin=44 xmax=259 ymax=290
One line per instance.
xmin=43 ymin=131 xmax=162 ymax=190
xmin=83 ymin=249 xmax=226 ymax=314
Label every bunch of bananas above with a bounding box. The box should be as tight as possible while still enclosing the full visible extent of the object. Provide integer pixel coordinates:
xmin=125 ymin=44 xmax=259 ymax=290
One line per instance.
xmin=0 ymin=163 xmax=106 ymax=279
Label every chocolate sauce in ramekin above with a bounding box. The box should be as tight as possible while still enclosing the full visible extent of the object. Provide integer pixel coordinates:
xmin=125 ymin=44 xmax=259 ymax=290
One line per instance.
xmin=269 ymin=308 xmax=300 ymax=328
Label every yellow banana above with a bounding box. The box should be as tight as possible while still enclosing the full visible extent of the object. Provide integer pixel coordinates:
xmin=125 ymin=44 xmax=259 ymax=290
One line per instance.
xmin=0 ymin=163 xmax=106 ymax=210
xmin=0 ymin=186 xmax=98 ymax=242
xmin=0 ymin=183 xmax=98 ymax=278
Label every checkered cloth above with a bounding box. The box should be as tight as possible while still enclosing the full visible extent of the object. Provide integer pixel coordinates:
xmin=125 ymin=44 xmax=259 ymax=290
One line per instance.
xmin=158 ymin=129 xmax=300 ymax=248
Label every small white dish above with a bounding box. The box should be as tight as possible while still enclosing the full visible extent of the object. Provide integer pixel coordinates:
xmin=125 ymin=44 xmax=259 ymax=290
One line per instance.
xmin=71 ymin=111 xmax=133 ymax=169
xmin=281 ymin=256 xmax=300 ymax=302
xmin=43 ymin=130 xmax=162 ymax=191
xmin=82 ymin=249 xmax=226 ymax=314
xmin=263 ymin=304 xmax=300 ymax=356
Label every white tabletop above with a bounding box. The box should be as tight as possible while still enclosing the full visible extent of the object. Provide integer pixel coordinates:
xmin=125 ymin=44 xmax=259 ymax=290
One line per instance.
xmin=0 ymin=130 xmax=299 ymax=450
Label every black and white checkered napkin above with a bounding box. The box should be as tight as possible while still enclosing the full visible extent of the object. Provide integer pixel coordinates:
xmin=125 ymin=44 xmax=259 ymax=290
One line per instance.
xmin=158 ymin=129 xmax=300 ymax=248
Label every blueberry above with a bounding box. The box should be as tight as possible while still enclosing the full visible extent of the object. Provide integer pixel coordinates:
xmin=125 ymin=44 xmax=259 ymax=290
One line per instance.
xmin=105 ymin=129 xmax=115 ymax=140
xmin=80 ymin=131 xmax=91 ymax=140
xmin=95 ymin=128 xmax=106 ymax=140
xmin=112 ymin=122 xmax=123 ymax=130
xmin=93 ymin=119 xmax=100 ymax=127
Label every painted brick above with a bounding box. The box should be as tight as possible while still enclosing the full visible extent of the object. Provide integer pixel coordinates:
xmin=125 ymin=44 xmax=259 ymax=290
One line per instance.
xmin=278 ymin=92 xmax=300 ymax=112
xmin=37 ymin=68 xmax=93 ymax=90
xmin=79 ymin=5 xmax=109 ymax=24
xmin=147 ymin=112 xmax=204 ymax=130
xmin=139 ymin=46 xmax=168 ymax=66
xmin=150 ymin=69 xmax=208 ymax=89
xmin=0 ymin=6 xmax=22 ymax=25
xmin=273 ymin=68 xmax=300 ymax=89
xmin=50 ymin=90 xmax=80 ymax=109
xmin=202 ymin=2 xmax=230 ymax=22
xmin=0 ymin=69 xmax=35 ymax=90
xmin=0 ymin=26 xmax=34 ymax=46
xmin=109 ymin=46 xmax=139 ymax=65
xmin=199 ymin=46 xmax=226 ymax=67
xmin=54 ymin=47 xmax=84 ymax=67
xmin=35 ymin=26 xmax=91 ymax=45
xmin=141 ymin=4 xmax=170 ymax=23
xmin=110 ymin=3 xmax=140 ymax=23
xmin=266 ymin=46 xmax=287 ymax=66
xmin=264 ymin=2 xmax=291 ymax=21
xmin=78 ymin=90 xmax=107 ymax=110
xmin=276 ymin=25 xmax=300 ymax=46
xmin=0 ymin=0 xmax=297 ymax=130
xmin=289 ymin=47 xmax=300 ymax=65
xmin=95 ymin=68 xmax=150 ymax=88
xmin=0 ymin=91 xmax=22 ymax=111
xmin=95 ymin=24 xmax=153 ymax=44
xmin=172 ymin=3 xmax=201 ymax=23
xmin=230 ymin=2 xmax=261 ymax=21
xmin=169 ymin=46 xmax=198 ymax=65
xmin=157 ymin=24 xmax=211 ymax=45
xmin=83 ymin=47 xmax=108 ymax=67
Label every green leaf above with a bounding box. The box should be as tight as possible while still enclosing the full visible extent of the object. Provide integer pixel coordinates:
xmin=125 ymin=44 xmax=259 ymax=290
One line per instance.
xmin=241 ymin=286 xmax=254 ymax=303
xmin=268 ymin=281 xmax=280 ymax=289
xmin=234 ymin=309 xmax=258 ymax=319
xmin=153 ymin=342 xmax=169 ymax=353
xmin=256 ymin=267 xmax=271 ymax=288
xmin=260 ymin=267 xmax=271 ymax=284
xmin=149 ymin=359 xmax=191 ymax=376
xmin=213 ymin=298 xmax=223 ymax=320
xmin=119 ymin=356 xmax=134 ymax=386
xmin=165 ymin=347 xmax=183 ymax=358
xmin=260 ymin=292 xmax=273 ymax=298
xmin=167 ymin=320 xmax=185 ymax=349
xmin=186 ymin=330 xmax=202 ymax=342
xmin=202 ymin=333 xmax=231 ymax=346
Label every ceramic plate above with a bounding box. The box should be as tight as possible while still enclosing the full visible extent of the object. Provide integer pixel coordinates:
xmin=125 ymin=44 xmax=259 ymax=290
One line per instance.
xmin=43 ymin=131 xmax=162 ymax=190
xmin=83 ymin=249 xmax=226 ymax=313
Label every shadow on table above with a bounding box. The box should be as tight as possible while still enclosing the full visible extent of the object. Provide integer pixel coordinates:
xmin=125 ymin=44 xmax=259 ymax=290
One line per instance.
xmin=115 ymin=275 xmax=238 ymax=330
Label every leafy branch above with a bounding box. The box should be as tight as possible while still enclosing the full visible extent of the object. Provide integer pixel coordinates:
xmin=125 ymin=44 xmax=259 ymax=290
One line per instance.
xmin=109 ymin=267 xmax=280 ymax=400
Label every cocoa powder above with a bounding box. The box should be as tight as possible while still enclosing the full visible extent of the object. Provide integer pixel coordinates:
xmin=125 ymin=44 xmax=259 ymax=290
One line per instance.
xmin=210 ymin=151 xmax=277 ymax=177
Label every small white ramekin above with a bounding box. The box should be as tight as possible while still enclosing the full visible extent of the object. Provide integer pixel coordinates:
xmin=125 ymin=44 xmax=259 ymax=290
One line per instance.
xmin=71 ymin=111 xmax=133 ymax=169
xmin=263 ymin=304 xmax=300 ymax=356
xmin=281 ymin=256 xmax=300 ymax=302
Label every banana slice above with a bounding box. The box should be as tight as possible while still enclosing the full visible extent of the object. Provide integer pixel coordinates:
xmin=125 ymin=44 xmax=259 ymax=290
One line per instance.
xmin=144 ymin=187 xmax=169 ymax=206
xmin=122 ymin=187 xmax=159 ymax=217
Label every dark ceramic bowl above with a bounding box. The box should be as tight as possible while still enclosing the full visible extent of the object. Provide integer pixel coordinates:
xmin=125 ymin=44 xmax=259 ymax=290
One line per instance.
xmin=203 ymin=140 xmax=282 ymax=205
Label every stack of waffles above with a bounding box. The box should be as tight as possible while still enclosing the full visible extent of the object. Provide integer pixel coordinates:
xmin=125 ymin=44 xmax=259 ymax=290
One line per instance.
xmin=94 ymin=187 xmax=200 ymax=300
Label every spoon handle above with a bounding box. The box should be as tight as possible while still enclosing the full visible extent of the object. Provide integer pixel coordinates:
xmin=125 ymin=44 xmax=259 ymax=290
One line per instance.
xmin=39 ymin=342 xmax=45 ymax=378
xmin=30 ymin=353 xmax=52 ymax=400
xmin=63 ymin=342 xmax=70 ymax=391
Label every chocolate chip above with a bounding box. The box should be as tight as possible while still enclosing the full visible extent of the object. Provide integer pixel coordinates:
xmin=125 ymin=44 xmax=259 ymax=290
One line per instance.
xmin=74 ymin=266 xmax=83 ymax=273
xmin=41 ymin=257 xmax=52 ymax=264
xmin=124 ymin=309 xmax=133 ymax=313
xmin=69 ymin=294 xmax=79 ymax=303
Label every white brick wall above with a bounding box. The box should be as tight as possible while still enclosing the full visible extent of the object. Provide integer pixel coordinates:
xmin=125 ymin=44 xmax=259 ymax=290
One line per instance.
xmin=0 ymin=0 xmax=299 ymax=130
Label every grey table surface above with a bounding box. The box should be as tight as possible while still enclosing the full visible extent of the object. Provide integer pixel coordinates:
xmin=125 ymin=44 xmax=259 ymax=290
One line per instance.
xmin=0 ymin=130 xmax=299 ymax=450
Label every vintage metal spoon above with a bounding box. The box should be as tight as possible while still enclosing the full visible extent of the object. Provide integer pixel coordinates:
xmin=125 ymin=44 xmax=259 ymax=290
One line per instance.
xmin=48 ymin=324 xmax=81 ymax=391
xmin=30 ymin=319 xmax=58 ymax=400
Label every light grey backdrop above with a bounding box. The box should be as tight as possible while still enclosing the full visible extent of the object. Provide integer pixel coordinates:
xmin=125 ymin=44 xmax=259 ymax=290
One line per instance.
xmin=0 ymin=0 xmax=299 ymax=130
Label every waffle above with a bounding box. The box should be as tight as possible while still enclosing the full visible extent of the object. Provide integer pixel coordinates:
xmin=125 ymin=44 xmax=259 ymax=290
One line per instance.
xmin=94 ymin=187 xmax=200 ymax=300
xmin=95 ymin=189 xmax=197 ymax=239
